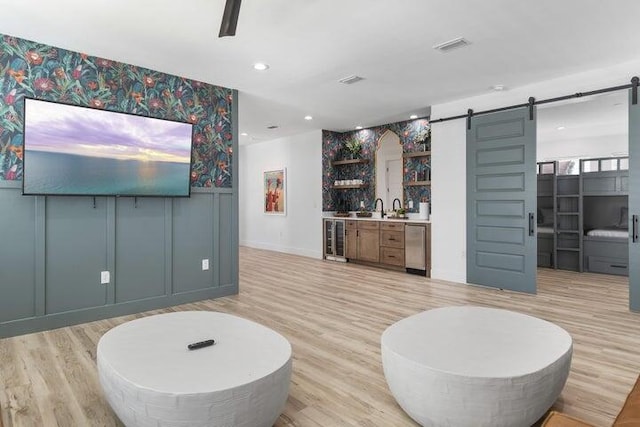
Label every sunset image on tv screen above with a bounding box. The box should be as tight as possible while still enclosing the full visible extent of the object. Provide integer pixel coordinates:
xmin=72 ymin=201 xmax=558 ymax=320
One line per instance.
xmin=22 ymin=98 xmax=193 ymax=196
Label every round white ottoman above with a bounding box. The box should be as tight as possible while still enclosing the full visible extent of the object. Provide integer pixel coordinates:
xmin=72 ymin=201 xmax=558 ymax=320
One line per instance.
xmin=381 ymin=306 xmax=572 ymax=427
xmin=97 ymin=311 xmax=292 ymax=427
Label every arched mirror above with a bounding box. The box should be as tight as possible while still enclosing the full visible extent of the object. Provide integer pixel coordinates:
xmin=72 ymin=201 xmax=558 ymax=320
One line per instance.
xmin=375 ymin=130 xmax=403 ymax=212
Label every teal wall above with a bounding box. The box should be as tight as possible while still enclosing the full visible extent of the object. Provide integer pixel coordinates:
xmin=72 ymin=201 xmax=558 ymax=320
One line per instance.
xmin=0 ymin=34 xmax=239 ymax=337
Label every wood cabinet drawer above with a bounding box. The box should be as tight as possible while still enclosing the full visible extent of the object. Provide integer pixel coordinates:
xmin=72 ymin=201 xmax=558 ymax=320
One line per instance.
xmin=358 ymin=220 xmax=380 ymax=230
xmin=380 ymin=230 xmax=404 ymax=248
xmin=380 ymin=247 xmax=404 ymax=267
xmin=587 ymin=256 xmax=628 ymax=276
xmin=346 ymin=220 xmax=358 ymax=229
xmin=381 ymin=222 xmax=405 ymax=231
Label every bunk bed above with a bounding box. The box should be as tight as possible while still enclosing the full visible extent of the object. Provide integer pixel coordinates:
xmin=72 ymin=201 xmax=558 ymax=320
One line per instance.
xmin=537 ymin=162 xmax=556 ymax=268
xmin=581 ymin=157 xmax=629 ymax=276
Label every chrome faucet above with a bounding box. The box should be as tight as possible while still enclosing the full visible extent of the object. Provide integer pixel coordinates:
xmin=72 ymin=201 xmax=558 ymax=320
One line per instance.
xmin=374 ymin=198 xmax=385 ymax=217
xmin=392 ymin=198 xmax=402 ymax=211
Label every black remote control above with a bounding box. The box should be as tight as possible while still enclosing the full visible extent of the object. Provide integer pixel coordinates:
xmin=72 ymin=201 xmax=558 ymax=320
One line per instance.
xmin=187 ymin=339 xmax=215 ymax=350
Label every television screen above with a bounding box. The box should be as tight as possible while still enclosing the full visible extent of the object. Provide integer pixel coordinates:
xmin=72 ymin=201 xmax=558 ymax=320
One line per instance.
xmin=22 ymin=98 xmax=193 ymax=197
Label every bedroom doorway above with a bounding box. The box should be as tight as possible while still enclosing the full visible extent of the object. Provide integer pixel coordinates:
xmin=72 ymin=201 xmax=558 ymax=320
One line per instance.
xmin=536 ymin=91 xmax=630 ymax=305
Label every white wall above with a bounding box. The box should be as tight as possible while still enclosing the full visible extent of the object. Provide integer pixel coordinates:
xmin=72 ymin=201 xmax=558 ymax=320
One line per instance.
xmin=431 ymin=59 xmax=640 ymax=284
xmin=239 ymin=130 xmax=323 ymax=259
xmin=538 ymin=134 xmax=628 ymax=161
xmin=430 ymin=119 xmax=468 ymax=283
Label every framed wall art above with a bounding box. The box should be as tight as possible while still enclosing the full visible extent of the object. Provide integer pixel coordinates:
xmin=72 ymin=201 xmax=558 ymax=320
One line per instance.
xmin=264 ymin=168 xmax=286 ymax=215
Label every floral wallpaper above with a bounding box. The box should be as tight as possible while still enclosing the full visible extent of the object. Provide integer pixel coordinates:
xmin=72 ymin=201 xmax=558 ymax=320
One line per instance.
xmin=322 ymin=118 xmax=430 ymax=213
xmin=0 ymin=34 xmax=233 ymax=187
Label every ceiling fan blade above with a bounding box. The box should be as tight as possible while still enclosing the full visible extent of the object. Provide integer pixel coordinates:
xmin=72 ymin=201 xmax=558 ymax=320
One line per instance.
xmin=219 ymin=0 xmax=242 ymax=37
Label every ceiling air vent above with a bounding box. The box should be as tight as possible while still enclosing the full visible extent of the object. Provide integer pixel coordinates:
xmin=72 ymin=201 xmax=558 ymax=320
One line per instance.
xmin=267 ymin=125 xmax=279 ymax=129
xmin=432 ymin=37 xmax=470 ymax=52
xmin=338 ymin=75 xmax=365 ymax=85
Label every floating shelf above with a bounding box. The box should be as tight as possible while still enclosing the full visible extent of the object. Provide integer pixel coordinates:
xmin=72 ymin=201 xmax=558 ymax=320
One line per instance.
xmin=331 ymin=158 xmax=369 ymax=166
xmin=333 ymin=184 xmax=369 ymax=189
xmin=402 ymin=151 xmax=431 ymax=159
xmin=403 ymin=180 xmax=431 ymax=187
xmin=557 ymin=230 xmax=580 ymax=234
xmin=557 ymin=212 xmax=580 ymax=216
xmin=557 ymin=194 xmax=580 ymax=198
xmin=557 ymin=247 xmax=581 ymax=252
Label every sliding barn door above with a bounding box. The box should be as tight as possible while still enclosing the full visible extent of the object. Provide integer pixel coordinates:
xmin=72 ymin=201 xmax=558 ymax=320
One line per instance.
xmin=629 ymin=89 xmax=640 ymax=311
xmin=467 ymin=107 xmax=537 ymax=293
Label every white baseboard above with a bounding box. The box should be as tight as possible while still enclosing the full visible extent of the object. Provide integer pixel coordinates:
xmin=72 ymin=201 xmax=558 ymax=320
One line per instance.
xmin=431 ymin=268 xmax=466 ymax=285
xmin=240 ymin=240 xmax=323 ymax=260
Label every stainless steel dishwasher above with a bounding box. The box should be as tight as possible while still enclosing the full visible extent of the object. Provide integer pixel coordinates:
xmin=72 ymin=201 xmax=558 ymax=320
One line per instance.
xmin=405 ymin=224 xmax=426 ymax=275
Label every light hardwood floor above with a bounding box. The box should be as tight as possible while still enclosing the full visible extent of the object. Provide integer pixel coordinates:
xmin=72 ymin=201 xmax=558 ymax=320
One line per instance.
xmin=1 ymin=246 xmax=639 ymax=426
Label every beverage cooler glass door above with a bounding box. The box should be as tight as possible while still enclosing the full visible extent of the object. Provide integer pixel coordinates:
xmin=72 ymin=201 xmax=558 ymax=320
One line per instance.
xmin=324 ymin=219 xmax=334 ymax=258
xmin=334 ymin=220 xmax=345 ymax=258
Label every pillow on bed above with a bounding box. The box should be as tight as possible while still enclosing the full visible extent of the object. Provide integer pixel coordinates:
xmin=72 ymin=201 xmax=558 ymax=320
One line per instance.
xmin=540 ymin=208 xmax=554 ymax=226
xmin=619 ymin=206 xmax=629 ymax=229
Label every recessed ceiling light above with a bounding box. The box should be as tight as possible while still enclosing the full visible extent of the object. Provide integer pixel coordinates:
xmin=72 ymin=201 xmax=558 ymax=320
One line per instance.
xmin=240 ymin=132 xmax=248 ymax=136
xmin=253 ymin=62 xmax=269 ymax=71
xmin=355 ymin=126 xmax=363 ymax=130
xmin=410 ymin=115 xmax=418 ymax=119
xmin=304 ymin=115 xmax=313 ymax=121
xmin=491 ymin=85 xmax=506 ymax=91
xmin=557 ymin=126 xmax=566 ymax=131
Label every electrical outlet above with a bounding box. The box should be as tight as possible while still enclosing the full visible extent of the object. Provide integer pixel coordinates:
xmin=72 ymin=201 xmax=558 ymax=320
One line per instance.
xmin=100 ymin=271 xmax=110 ymax=285
xmin=202 ymin=259 xmax=209 ymax=271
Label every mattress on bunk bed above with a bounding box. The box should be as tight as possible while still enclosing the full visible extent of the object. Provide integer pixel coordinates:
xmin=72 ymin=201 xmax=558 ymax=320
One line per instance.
xmin=585 ymin=228 xmax=629 ymax=239
xmin=584 ymin=228 xmax=629 ymax=276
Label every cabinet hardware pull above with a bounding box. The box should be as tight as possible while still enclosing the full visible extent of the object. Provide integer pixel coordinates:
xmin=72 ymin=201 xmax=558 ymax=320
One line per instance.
xmin=634 ymin=215 xmax=639 ymax=243
xmin=611 ymin=264 xmax=627 ymax=269
xmin=528 ymin=212 xmax=535 ymax=236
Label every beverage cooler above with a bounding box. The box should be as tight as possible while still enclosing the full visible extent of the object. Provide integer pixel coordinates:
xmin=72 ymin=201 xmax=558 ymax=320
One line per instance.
xmin=324 ymin=219 xmax=346 ymax=261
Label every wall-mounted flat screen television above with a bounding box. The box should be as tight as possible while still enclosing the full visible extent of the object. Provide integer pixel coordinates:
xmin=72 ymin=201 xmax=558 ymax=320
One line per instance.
xmin=22 ymin=98 xmax=194 ymax=197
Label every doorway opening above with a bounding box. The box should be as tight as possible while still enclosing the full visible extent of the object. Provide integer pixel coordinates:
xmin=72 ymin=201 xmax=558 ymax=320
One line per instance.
xmin=536 ymin=91 xmax=629 ymax=298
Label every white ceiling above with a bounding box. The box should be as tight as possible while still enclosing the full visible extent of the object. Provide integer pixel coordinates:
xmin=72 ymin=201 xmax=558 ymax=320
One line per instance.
xmin=537 ymin=91 xmax=628 ymax=145
xmin=1 ymin=0 xmax=640 ymax=145
xmin=537 ymin=91 xmax=629 ymax=160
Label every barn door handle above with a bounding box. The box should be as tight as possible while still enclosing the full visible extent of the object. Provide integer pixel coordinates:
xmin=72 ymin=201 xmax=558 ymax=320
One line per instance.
xmin=633 ymin=215 xmax=639 ymax=243
xmin=529 ymin=212 xmax=535 ymax=236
